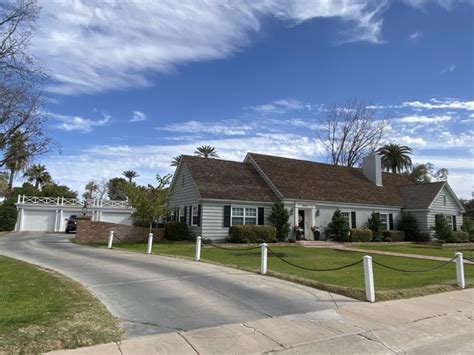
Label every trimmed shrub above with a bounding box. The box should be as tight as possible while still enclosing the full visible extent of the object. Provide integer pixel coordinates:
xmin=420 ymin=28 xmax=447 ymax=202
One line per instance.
xmin=326 ymin=209 xmax=350 ymax=242
xmin=416 ymin=232 xmax=431 ymax=243
xmin=450 ymin=231 xmax=469 ymax=243
xmin=398 ymin=213 xmax=420 ymax=241
xmin=165 ymin=222 xmax=191 ymax=241
xmin=434 ymin=214 xmax=452 ymax=242
xmin=366 ymin=212 xmax=382 ymax=240
xmin=349 ymin=229 xmax=372 ymax=242
xmin=382 ymin=230 xmax=405 ymax=242
xmin=0 ymin=205 xmax=18 ymax=231
xmin=227 ymin=225 xmax=277 ymax=243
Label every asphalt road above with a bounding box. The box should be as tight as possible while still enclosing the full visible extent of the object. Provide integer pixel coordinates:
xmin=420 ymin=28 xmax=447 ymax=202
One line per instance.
xmin=0 ymin=232 xmax=357 ymax=338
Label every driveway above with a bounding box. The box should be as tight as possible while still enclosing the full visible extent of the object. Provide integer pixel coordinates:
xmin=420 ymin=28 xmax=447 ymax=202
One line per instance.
xmin=0 ymin=232 xmax=357 ymax=338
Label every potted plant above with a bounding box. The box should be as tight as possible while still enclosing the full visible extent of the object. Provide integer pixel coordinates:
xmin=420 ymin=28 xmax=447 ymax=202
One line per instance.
xmin=311 ymin=225 xmax=320 ymax=240
xmin=293 ymin=225 xmax=304 ymax=241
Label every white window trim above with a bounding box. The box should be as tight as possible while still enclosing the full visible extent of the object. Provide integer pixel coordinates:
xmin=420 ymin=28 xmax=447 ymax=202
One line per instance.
xmin=379 ymin=213 xmax=389 ymax=231
xmin=231 ymin=206 xmax=257 ymax=226
xmin=341 ymin=211 xmax=351 ymax=227
xmin=191 ymin=205 xmax=199 ymax=227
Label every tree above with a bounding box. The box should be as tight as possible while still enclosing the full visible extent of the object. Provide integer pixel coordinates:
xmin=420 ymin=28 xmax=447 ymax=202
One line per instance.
xmin=317 ymin=100 xmax=388 ymax=167
xmin=377 ymin=144 xmax=412 ymax=173
xmin=325 ymin=209 xmax=349 ymax=242
xmin=268 ymin=201 xmax=290 ymax=242
xmin=0 ymin=170 xmax=7 ymax=197
xmin=406 ymin=163 xmax=449 ymax=184
xmin=367 ymin=212 xmax=382 ymax=240
xmin=1 ymin=0 xmax=50 ymax=167
xmin=4 ymin=132 xmax=29 ymax=194
xmin=171 ymin=155 xmax=182 ymax=167
xmin=434 ymin=214 xmax=452 ymax=242
xmin=122 ymin=170 xmax=139 ymax=183
xmin=125 ymin=174 xmax=172 ymax=231
xmin=23 ymin=163 xmax=51 ymax=190
xmin=194 ymin=146 xmax=218 ymax=158
xmin=397 ymin=213 xmax=420 ymax=241
xmin=107 ymin=177 xmax=128 ymax=201
xmin=41 ymin=183 xmax=76 ymax=199
xmin=83 ymin=180 xmax=98 ymax=199
xmin=460 ymin=198 xmax=474 ymax=219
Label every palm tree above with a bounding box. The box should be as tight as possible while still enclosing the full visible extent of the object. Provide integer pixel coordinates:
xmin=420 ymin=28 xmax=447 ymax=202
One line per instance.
xmin=377 ymin=144 xmax=412 ymax=173
xmin=170 ymin=155 xmax=182 ymax=167
xmin=5 ymin=132 xmax=30 ymax=195
xmin=123 ymin=170 xmax=139 ymax=183
xmin=24 ymin=164 xmax=52 ymax=190
xmin=83 ymin=180 xmax=98 ymax=199
xmin=194 ymin=145 xmax=218 ymax=158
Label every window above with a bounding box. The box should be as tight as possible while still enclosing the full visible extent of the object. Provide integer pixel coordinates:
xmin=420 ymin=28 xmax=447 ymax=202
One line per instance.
xmin=341 ymin=212 xmax=350 ymax=227
xmin=231 ymin=207 xmax=257 ymax=225
xmin=179 ymin=207 xmax=186 ymax=224
xmin=192 ymin=205 xmax=199 ymax=226
xmin=445 ymin=215 xmax=453 ymax=230
xmin=380 ymin=214 xmax=388 ymax=231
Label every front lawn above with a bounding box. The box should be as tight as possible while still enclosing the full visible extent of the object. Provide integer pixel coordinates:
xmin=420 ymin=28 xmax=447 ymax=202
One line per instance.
xmin=110 ymin=241 xmax=474 ymax=301
xmin=0 ymin=256 xmax=122 ymax=354
xmin=348 ymin=242 xmax=474 ymax=259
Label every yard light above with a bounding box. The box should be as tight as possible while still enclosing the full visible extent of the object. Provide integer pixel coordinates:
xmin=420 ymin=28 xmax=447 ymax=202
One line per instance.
xmin=81 ymin=201 xmax=88 ymax=216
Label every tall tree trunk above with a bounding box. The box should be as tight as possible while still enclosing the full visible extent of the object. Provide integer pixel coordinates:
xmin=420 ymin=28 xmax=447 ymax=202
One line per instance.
xmin=7 ymin=168 xmax=15 ymax=195
xmin=34 ymin=179 xmax=39 ymax=190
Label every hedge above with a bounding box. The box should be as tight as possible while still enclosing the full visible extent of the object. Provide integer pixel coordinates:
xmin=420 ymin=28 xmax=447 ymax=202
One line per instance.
xmin=417 ymin=232 xmax=431 ymax=243
xmin=0 ymin=205 xmax=18 ymax=231
xmin=382 ymin=230 xmax=405 ymax=242
xmin=227 ymin=225 xmax=277 ymax=243
xmin=165 ymin=222 xmax=193 ymax=241
xmin=349 ymin=228 xmax=372 ymax=242
xmin=449 ymin=231 xmax=469 ymax=243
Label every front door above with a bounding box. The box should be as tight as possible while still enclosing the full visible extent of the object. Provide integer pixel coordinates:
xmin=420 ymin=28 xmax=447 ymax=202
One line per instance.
xmin=298 ymin=210 xmax=305 ymax=240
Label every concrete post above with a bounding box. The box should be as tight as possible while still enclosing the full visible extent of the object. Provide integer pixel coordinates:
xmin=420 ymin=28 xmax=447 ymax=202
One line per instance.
xmin=363 ymin=255 xmax=375 ymax=303
xmin=455 ymin=252 xmax=465 ymax=289
xmin=17 ymin=194 xmax=21 ymax=204
xmin=195 ymin=236 xmax=201 ymax=261
xmin=261 ymin=243 xmax=268 ymax=275
xmin=108 ymin=231 xmax=114 ymax=249
xmin=147 ymin=233 xmax=154 ymax=254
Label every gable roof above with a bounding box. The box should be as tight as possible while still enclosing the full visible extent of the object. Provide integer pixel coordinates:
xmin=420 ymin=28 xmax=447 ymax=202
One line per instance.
xmin=397 ymin=182 xmax=445 ymax=209
xmin=247 ymin=153 xmax=413 ymax=207
xmin=181 ymin=155 xmax=277 ymax=202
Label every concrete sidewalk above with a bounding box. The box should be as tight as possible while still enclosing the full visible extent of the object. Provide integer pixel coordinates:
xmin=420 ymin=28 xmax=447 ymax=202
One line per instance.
xmin=50 ymin=289 xmax=474 ymax=354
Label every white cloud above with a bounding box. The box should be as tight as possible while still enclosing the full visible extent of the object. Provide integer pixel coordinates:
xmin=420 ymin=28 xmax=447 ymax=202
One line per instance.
xmin=130 ymin=111 xmax=147 ymax=122
xmin=403 ymin=0 xmax=474 ymax=10
xmin=409 ymin=31 xmax=423 ymax=41
xmin=401 ymin=98 xmax=474 ymax=111
xmin=33 ymin=1 xmax=389 ymax=95
xmin=440 ymin=64 xmax=456 ymax=74
xmin=398 ymin=114 xmax=451 ymax=123
xmin=158 ymin=120 xmax=254 ymax=136
xmin=48 ymin=112 xmax=110 ymax=133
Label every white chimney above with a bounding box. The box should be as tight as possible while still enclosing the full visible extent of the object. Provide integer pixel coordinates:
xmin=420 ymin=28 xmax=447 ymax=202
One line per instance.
xmin=362 ymin=155 xmax=382 ymax=186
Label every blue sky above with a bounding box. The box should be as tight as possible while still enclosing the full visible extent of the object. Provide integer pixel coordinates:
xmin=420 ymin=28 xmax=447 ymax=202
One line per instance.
xmin=27 ymin=0 xmax=473 ymax=197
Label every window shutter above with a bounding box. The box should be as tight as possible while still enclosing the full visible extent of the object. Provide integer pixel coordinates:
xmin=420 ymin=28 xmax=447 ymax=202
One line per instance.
xmin=223 ymin=205 xmax=231 ymax=227
xmin=453 ymin=216 xmax=457 ymax=231
xmin=197 ymin=205 xmax=202 ymax=227
xmin=389 ymin=213 xmax=394 ymax=230
xmin=351 ymin=212 xmax=356 ymax=229
xmin=258 ymin=207 xmax=265 ymax=225
xmin=173 ymin=210 xmax=177 ymax=221
xmin=184 ymin=206 xmax=187 ymax=224
xmin=189 ymin=205 xmax=192 ymax=226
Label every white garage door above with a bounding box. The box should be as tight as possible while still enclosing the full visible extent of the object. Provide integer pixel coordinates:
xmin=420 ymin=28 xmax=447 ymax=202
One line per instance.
xmin=23 ymin=210 xmax=56 ymax=231
xmin=101 ymin=212 xmax=132 ymax=225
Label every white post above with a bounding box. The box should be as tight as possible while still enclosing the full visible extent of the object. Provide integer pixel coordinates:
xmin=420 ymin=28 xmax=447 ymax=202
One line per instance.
xmin=363 ymin=255 xmax=375 ymax=303
xmin=455 ymin=252 xmax=465 ymax=289
xmin=195 ymin=236 xmax=202 ymax=261
xmin=261 ymin=243 xmax=268 ymax=275
xmin=147 ymin=233 xmax=154 ymax=254
xmin=108 ymin=231 xmax=114 ymax=249
xmin=17 ymin=194 xmax=21 ymax=204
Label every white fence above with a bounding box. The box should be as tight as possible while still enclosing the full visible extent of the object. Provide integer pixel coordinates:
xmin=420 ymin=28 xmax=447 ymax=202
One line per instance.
xmin=17 ymin=195 xmax=131 ymax=208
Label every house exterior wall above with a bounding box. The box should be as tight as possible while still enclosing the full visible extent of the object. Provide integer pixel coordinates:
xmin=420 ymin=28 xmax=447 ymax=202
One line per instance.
xmin=167 ymin=162 xmax=203 ymax=236
xmin=201 ymin=200 xmax=274 ymax=241
xmin=283 ymin=199 xmax=401 ymax=240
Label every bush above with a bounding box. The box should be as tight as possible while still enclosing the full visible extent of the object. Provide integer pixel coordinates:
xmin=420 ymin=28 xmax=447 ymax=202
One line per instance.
xmin=227 ymin=225 xmax=277 ymax=243
xmin=349 ymin=229 xmax=372 ymax=242
xmin=398 ymin=213 xmax=420 ymax=241
xmin=165 ymin=222 xmax=191 ymax=241
xmin=326 ymin=209 xmax=349 ymax=242
xmin=461 ymin=219 xmax=474 ymax=241
xmin=382 ymin=230 xmax=405 ymax=242
xmin=268 ymin=201 xmax=290 ymax=242
xmin=450 ymin=231 xmax=469 ymax=243
xmin=416 ymin=232 xmax=431 ymax=243
xmin=434 ymin=214 xmax=452 ymax=242
xmin=0 ymin=204 xmax=18 ymax=231
xmin=366 ymin=212 xmax=382 ymax=240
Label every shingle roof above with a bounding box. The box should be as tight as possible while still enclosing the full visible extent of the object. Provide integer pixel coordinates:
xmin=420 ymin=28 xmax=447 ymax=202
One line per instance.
xmin=397 ymin=182 xmax=445 ymax=209
xmin=247 ymin=153 xmax=413 ymax=207
xmin=181 ymin=155 xmax=277 ymax=202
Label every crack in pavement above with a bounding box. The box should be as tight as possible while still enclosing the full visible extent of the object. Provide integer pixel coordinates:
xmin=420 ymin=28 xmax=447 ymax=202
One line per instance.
xmin=121 ymin=318 xmax=185 ymax=332
xmin=178 ymin=333 xmax=200 ymax=354
xmin=358 ymin=331 xmax=397 ymax=353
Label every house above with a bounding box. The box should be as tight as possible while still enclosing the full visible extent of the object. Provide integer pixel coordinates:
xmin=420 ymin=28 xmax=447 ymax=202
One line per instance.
xmin=167 ymin=153 xmax=465 ymax=241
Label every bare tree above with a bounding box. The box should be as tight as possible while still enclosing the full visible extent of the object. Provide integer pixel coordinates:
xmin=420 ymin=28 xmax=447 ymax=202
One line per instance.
xmin=0 ymin=0 xmax=50 ymax=167
xmin=317 ymin=100 xmax=388 ymax=167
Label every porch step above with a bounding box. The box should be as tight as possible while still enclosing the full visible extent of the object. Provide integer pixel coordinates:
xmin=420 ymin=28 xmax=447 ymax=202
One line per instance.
xmin=297 ymin=241 xmax=343 ymax=248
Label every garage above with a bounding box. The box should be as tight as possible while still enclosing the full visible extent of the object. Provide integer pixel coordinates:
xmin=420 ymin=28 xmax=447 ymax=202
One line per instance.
xmin=22 ymin=210 xmax=57 ymax=232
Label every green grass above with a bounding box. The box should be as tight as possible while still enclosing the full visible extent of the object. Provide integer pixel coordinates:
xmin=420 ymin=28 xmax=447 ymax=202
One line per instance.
xmin=0 ymin=256 xmax=122 ymax=354
xmin=348 ymin=243 xmax=474 ymax=259
xmin=110 ymin=241 xmax=474 ymax=301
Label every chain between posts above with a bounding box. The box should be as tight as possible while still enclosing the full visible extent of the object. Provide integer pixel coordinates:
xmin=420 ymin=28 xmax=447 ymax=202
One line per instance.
xmin=371 ymin=256 xmax=456 ymax=273
xmin=205 ymin=242 xmax=261 ymax=252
